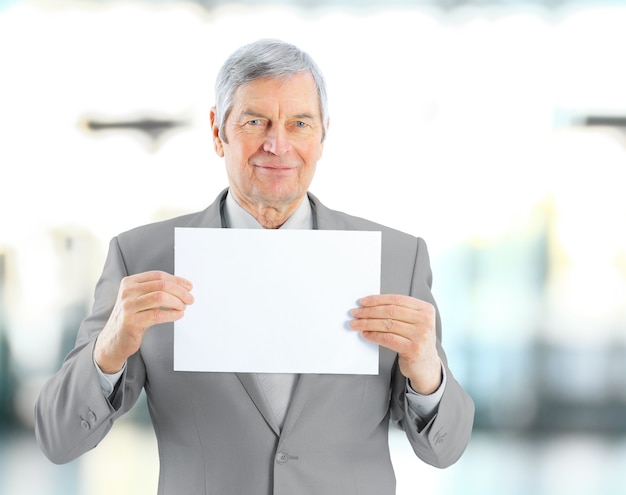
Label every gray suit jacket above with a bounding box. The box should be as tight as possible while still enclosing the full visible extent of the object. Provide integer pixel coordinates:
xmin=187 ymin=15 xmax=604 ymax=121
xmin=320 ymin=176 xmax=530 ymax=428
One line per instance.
xmin=35 ymin=189 xmax=474 ymax=495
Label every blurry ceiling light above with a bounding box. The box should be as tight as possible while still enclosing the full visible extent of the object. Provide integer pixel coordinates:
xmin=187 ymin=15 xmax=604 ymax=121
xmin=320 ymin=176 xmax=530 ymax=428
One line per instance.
xmin=80 ymin=114 xmax=190 ymax=150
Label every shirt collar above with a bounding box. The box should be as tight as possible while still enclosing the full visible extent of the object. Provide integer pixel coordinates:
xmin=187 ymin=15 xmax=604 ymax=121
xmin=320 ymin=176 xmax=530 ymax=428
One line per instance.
xmin=224 ymin=190 xmax=313 ymax=230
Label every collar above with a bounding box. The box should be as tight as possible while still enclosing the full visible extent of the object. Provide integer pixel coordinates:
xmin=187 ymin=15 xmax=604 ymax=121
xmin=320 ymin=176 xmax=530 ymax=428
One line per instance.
xmin=223 ymin=190 xmax=314 ymax=230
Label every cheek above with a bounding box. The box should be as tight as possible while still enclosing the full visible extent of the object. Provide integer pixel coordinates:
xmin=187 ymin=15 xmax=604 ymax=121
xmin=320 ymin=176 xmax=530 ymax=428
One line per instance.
xmin=226 ymin=143 xmax=253 ymax=168
xmin=301 ymin=141 xmax=323 ymax=165
xmin=313 ymin=141 xmax=324 ymax=162
xmin=239 ymin=140 xmax=264 ymax=162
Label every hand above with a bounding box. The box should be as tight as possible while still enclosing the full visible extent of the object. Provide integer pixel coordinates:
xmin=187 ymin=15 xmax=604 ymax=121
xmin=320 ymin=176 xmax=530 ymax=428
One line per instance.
xmin=350 ymin=294 xmax=441 ymax=394
xmin=94 ymin=270 xmax=194 ymax=374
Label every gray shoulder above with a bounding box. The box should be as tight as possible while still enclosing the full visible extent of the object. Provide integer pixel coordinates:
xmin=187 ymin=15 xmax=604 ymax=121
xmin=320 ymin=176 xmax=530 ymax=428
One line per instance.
xmin=117 ymin=210 xmax=205 ymax=244
xmin=319 ymin=205 xmax=422 ymax=250
xmin=113 ymin=209 xmax=212 ymax=273
xmin=115 ymin=189 xmax=225 ymax=247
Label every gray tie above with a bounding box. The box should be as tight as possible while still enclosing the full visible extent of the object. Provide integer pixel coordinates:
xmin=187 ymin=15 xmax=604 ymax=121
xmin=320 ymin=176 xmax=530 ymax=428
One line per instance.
xmin=257 ymin=373 xmax=298 ymax=430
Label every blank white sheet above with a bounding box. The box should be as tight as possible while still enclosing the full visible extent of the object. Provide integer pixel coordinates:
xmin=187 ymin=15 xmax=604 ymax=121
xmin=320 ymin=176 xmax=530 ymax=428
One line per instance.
xmin=174 ymin=228 xmax=381 ymax=374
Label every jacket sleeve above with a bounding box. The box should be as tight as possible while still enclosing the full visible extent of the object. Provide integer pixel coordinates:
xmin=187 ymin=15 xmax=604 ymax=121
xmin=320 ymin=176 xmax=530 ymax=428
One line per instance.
xmin=34 ymin=237 xmax=147 ymax=464
xmin=390 ymin=237 xmax=474 ymax=468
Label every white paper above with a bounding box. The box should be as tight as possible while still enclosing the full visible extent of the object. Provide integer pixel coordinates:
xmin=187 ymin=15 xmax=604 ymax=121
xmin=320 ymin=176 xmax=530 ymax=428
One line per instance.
xmin=174 ymin=228 xmax=381 ymax=374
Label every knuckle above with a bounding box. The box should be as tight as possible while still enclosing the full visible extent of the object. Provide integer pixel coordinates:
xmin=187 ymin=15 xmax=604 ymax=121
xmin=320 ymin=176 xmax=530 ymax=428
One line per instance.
xmin=391 ymin=294 xmax=404 ymax=305
xmin=121 ymin=299 xmax=134 ymax=313
xmin=154 ymin=291 xmax=167 ymax=305
xmin=386 ymin=305 xmax=397 ymax=318
xmin=119 ymin=279 xmax=133 ymax=297
xmin=408 ymin=340 xmax=421 ymax=355
xmin=154 ymin=306 xmax=172 ymax=320
xmin=120 ymin=289 xmax=134 ymax=304
xmin=381 ymin=332 xmax=396 ymax=347
xmin=423 ymin=301 xmax=436 ymax=316
xmin=425 ymin=310 xmax=436 ymax=327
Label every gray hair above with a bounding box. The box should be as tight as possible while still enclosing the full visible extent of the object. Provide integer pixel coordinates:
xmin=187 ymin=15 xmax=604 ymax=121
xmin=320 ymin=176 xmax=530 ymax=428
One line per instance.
xmin=214 ymin=39 xmax=329 ymax=142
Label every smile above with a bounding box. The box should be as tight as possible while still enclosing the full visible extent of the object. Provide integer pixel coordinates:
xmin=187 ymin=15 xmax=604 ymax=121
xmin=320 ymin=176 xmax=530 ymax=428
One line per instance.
xmin=254 ymin=164 xmax=298 ymax=174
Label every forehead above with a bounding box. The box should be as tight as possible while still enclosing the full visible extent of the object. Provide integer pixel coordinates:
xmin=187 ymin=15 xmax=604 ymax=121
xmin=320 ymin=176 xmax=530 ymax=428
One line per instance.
xmin=230 ymin=72 xmax=320 ymax=115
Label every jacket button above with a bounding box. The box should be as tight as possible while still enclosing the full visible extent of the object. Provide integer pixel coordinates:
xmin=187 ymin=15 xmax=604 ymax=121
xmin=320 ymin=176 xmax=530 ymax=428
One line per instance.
xmin=276 ymin=451 xmax=289 ymax=465
xmin=87 ymin=410 xmax=97 ymax=423
xmin=434 ymin=429 xmax=447 ymax=446
xmin=80 ymin=419 xmax=91 ymax=430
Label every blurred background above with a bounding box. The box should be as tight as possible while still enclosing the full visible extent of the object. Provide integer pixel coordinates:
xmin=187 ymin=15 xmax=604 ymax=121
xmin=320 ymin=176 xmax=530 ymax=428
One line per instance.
xmin=1 ymin=0 xmax=625 ymax=493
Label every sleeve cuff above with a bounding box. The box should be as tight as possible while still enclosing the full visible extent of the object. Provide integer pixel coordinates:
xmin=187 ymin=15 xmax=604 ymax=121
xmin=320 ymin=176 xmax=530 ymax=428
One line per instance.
xmin=94 ymin=358 xmax=126 ymax=397
xmin=405 ymin=362 xmax=447 ymax=425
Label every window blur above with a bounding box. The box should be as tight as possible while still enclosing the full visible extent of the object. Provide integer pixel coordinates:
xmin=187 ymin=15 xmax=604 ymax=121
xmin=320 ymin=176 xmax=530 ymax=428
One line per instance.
xmin=1 ymin=1 xmax=625 ymax=494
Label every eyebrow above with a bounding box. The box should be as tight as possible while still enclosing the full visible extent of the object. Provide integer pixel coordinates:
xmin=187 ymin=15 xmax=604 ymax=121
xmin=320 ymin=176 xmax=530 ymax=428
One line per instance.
xmin=241 ymin=110 xmax=265 ymax=119
xmin=240 ymin=109 xmax=317 ymax=121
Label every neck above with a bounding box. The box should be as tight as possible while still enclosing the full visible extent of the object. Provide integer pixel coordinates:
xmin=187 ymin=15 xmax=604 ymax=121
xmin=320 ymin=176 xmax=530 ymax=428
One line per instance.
xmin=234 ymin=194 xmax=304 ymax=229
xmin=253 ymin=205 xmax=298 ymax=229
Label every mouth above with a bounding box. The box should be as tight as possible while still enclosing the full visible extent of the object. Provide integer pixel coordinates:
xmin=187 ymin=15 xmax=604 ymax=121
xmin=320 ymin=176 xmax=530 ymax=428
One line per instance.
xmin=254 ymin=163 xmax=298 ymax=174
xmin=254 ymin=162 xmax=297 ymax=169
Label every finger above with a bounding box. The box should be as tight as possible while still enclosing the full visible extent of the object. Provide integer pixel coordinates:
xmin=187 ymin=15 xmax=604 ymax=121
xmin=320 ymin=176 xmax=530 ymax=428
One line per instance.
xmin=129 ymin=270 xmax=193 ymax=291
xmin=119 ymin=277 xmax=194 ymax=312
xmin=134 ymin=290 xmax=191 ymax=314
xmin=358 ymin=325 xmax=438 ymax=366
xmin=360 ymin=328 xmax=415 ymax=356
xmin=351 ymin=304 xmax=420 ymax=325
xmin=115 ymin=293 xmax=189 ymax=331
xmin=358 ymin=294 xmax=426 ymax=311
xmin=141 ymin=307 xmax=187 ymax=324
xmin=137 ymin=278 xmax=195 ymax=305
xmin=349 ymin=316 xmax=415 ymax=338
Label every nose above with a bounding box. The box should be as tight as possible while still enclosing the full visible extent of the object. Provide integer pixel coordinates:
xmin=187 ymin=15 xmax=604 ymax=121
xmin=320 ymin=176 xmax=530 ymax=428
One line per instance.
xmin=262 ymin=125 xmax=291 ymax=155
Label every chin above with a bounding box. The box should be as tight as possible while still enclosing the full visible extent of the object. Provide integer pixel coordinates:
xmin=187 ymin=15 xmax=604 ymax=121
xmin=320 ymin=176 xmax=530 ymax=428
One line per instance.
xmin=255 ymin=185 xmax=302 ymax=203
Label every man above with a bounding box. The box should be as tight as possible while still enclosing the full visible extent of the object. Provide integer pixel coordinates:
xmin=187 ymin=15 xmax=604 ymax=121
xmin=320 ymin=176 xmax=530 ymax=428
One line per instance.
xmin=35 ymin=39 xmax=474 ymax=494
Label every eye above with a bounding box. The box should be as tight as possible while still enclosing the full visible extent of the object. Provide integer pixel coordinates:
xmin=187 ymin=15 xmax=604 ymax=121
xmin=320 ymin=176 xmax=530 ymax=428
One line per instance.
xmin=294 ymin=121 xmax=308 ymax=128
xmin=247 ymin=119 xmax=262 ymax=126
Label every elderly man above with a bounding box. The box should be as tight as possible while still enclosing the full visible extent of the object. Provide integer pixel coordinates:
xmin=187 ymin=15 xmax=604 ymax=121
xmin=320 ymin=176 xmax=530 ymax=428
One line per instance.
xmin=35 ymin=39 xmax=474 ymax=494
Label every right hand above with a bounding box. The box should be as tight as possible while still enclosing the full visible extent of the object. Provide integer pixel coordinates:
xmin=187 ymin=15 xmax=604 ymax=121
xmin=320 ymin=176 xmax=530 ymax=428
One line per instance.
xmin=94 ymin=270 xmax=194 ymax=373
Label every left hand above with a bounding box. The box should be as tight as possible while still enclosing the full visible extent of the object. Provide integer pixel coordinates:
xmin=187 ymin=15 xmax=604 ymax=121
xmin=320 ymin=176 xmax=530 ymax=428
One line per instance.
xmin=350 ymin=294 xmax=442 ymax=395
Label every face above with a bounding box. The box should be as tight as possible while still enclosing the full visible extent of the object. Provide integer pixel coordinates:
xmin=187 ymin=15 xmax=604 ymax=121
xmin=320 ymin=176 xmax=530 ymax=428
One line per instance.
xmin=211 ymin=72 xmax=325 ymax=214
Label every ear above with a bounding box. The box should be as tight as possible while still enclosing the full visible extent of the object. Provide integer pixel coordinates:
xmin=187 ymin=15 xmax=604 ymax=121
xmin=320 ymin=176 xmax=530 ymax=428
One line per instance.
xmin=210 ymin=107 xmax=225 ymax=157
xmin=322 ymin=116 xmax=330 ymax=143
xmin=318 ymin=117 xmax=329 ymax=158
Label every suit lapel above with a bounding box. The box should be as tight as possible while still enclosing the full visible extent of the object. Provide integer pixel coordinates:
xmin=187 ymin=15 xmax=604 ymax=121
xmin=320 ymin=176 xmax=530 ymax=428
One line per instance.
xmin=236 ymin=374 xmax=282 ymax=435
xmin=308 ymin=192 xmax=350 ymax=231
xmin=277 ymin=374 xmax=317 ymax=441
